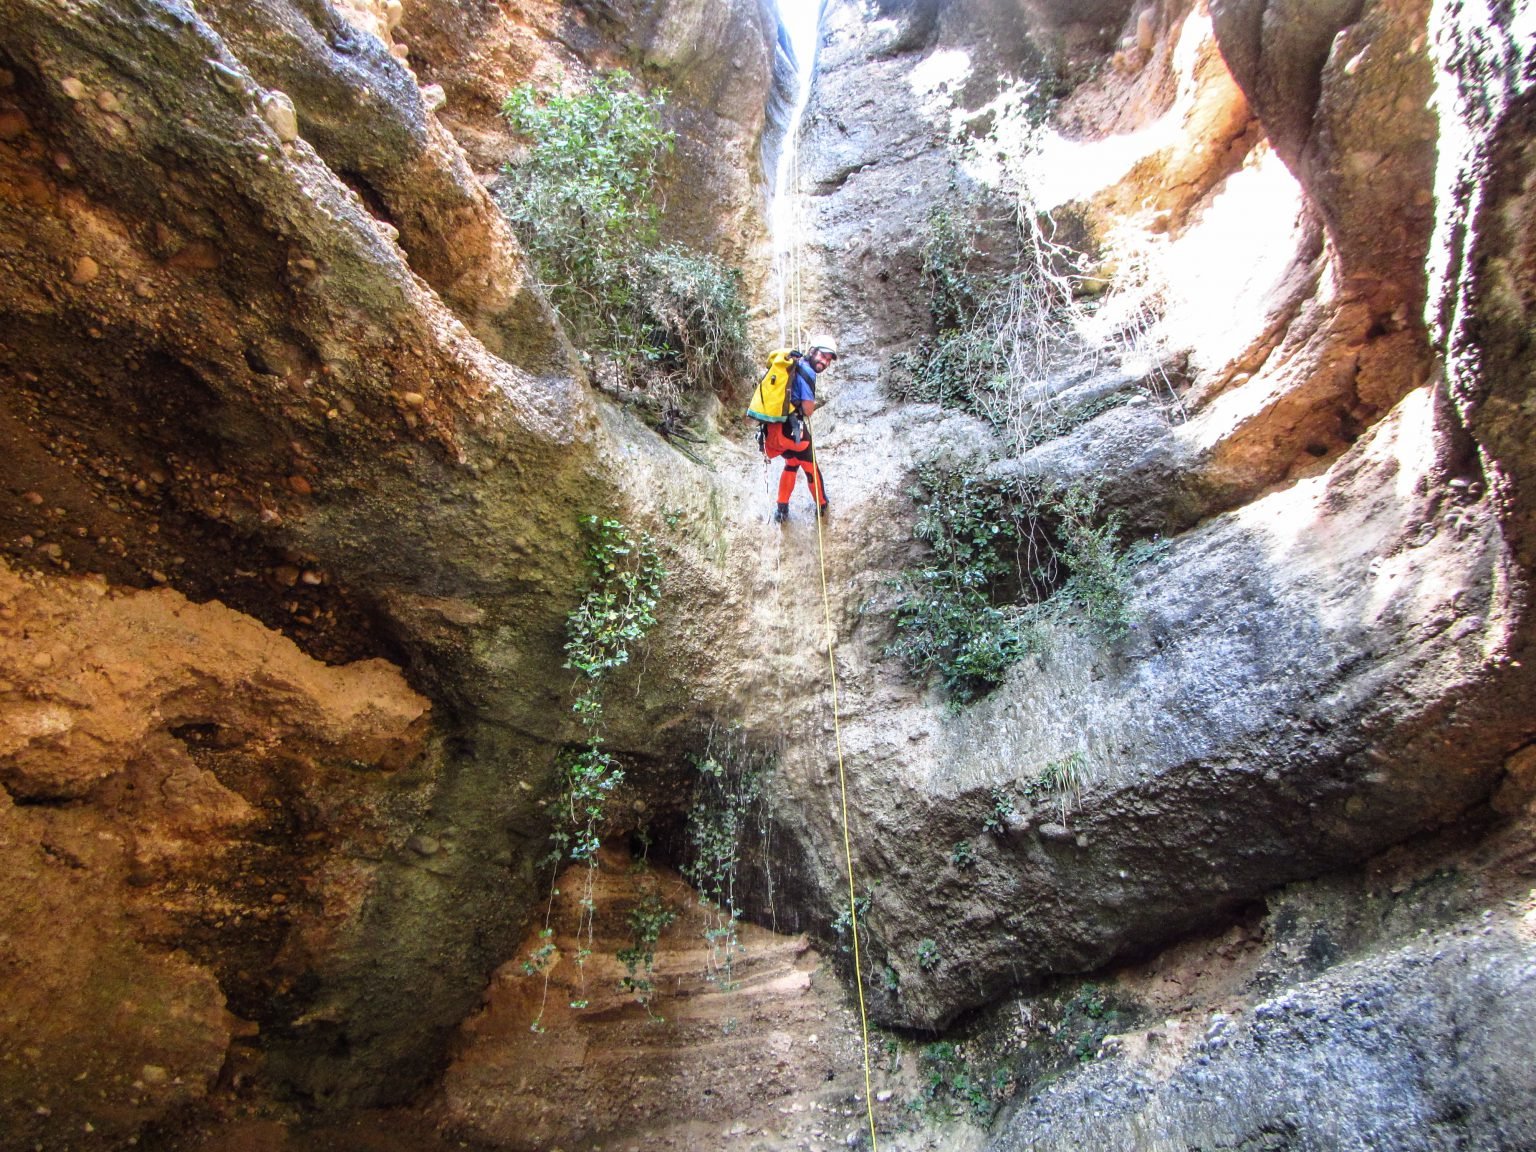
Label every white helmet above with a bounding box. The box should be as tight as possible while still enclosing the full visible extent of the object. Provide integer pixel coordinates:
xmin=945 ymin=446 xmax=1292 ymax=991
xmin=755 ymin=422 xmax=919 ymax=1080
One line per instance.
xmin=807 ymin=335 xmax=839 ymax=358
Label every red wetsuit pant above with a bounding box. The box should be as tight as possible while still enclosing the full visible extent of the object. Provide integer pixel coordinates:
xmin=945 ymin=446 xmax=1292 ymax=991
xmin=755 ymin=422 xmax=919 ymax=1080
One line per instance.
xmin=763 ymin=421 xmax=826 ymax=506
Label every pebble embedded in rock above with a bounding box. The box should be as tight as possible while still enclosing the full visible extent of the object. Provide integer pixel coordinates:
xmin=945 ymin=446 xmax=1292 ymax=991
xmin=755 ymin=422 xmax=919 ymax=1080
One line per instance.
xmin=421 ymin=83 xmax=446 ymax=111
xmin=287 ymin=474 xmax=312 ymax=495
xmin=0 ymin=108 xmax=28 ymax=139
xmin=70 ymin=256 xmax=100 ymax=284
xmin=166 ymin=240 xmax=220 ymax=270
xmin=260 ymin=90 xmax=299 ymax=143
xmin=94 ymin=89 xmax=121 ymax=113
xmin=60 ymin=76 xmax=86 ymax=100
xmin=401 ymin=391 xmax=426 ymax=408
xmin=408 ymin=834 xmax=440 ymax=857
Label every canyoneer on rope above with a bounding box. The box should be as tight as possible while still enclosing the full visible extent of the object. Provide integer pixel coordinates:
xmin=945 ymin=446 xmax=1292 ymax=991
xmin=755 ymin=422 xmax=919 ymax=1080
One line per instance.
xmin=746 ymin=335 xmax=838 ymax=522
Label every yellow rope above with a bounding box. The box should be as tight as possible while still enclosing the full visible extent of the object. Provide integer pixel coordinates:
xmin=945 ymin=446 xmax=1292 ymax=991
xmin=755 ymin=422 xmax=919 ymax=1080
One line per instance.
xmin=775 ymin=64 xmax=879 ymax=1149
xmin=809 ymin=429 xmax=880 ymax=1152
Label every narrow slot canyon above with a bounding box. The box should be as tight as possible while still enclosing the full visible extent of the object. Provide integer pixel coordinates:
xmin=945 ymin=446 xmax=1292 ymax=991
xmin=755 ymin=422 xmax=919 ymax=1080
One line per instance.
xmin=1 ymin=1 xmax=1534 ymax=1150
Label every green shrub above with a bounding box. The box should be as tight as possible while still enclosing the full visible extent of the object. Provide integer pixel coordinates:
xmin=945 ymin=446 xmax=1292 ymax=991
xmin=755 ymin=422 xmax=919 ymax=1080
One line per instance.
xmin=1026 ymin=751 xmax=1088 ymax=821
xmin=564 ymin=515 xmax=664 ymax=692
xmin=888 ymin=465 xmax=1158 ymax=702
xmin=632 ymin=245 xmax=752 ymax=401
xmin=499 ymin=71 xmax=670 ymax=337
xmin=1050 ymin=483 xmax=1136 ymax=641
xmin=920 ymin=201 xmax=993 ymax=332
xmin=830 ymin=893 xmax=873 ymax=955
xmin=912 ymin=1040 xmax=1010 ymax=1122
xmin=529 ymin=513 xmax=665 ymax=1032
xmin=557 ymin=514 xmax=664 ymax=858
xmin=982 ymin=786 xmax=1017 ymax=835
xmin=498 ymin=71 xmax=751 ymax=407
xmin=1060 ymin=983 xmax=1133 ymax=1064
xmin=883 ymin=189 xmax=1123 ymax=450
xmin=887 ymin=464 xmax=1045 ymax=703
xmin=886 ymin=198 xmax=1012 ymax=419
xmin=888 ymin=326 xmax=1009 ymax=416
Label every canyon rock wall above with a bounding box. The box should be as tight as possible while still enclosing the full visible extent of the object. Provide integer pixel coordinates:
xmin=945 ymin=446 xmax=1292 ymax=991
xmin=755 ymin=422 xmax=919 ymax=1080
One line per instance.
xmin=2 ymin=0 xmax=1534 ymax=1147
xmin=0 ymin=558 xmax=428 ymax=1148
xmin=748 ymin=0 xmax=1536 ymax=1131
xmin=0 ymin=0 xmax=779 ymax=1128
xmin=439 ymin=0 xmax=1536 ymax=1146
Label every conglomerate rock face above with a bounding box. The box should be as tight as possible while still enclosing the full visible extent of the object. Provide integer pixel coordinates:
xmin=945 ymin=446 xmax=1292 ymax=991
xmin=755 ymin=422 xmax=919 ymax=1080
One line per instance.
xmin=996 ymin=918 xmax=1536 ymax=1151
xmin=0 ymin=557 xmax=428 ymax=1149
xmin=0 ymin=0 xmax=776 ymax=1123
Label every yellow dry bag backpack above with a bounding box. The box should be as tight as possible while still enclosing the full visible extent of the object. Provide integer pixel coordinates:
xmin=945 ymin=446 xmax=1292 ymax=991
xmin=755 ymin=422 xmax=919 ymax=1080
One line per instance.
xmin=746 ymin=349 xmax=801 ymax=423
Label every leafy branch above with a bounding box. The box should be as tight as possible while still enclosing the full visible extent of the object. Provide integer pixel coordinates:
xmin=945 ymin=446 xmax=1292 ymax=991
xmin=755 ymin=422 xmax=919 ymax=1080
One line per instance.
xmin=527 ymin=514 xmax=665 ymax=1032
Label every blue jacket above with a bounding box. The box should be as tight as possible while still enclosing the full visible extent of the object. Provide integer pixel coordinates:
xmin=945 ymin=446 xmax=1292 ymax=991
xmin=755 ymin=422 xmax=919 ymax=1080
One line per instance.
xmin=790 ymin=358 xmax=817 ymax=408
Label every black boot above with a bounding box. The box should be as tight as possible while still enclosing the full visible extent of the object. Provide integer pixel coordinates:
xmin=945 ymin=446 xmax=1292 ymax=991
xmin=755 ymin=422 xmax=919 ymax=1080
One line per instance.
xmin=774 ymin=503 xmax=789 ymax=523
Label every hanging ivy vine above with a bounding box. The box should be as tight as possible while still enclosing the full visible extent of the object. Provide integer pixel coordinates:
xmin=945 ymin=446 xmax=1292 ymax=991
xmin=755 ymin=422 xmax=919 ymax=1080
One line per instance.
xmin=528 ymin=514 xmax=666 ymax=1032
